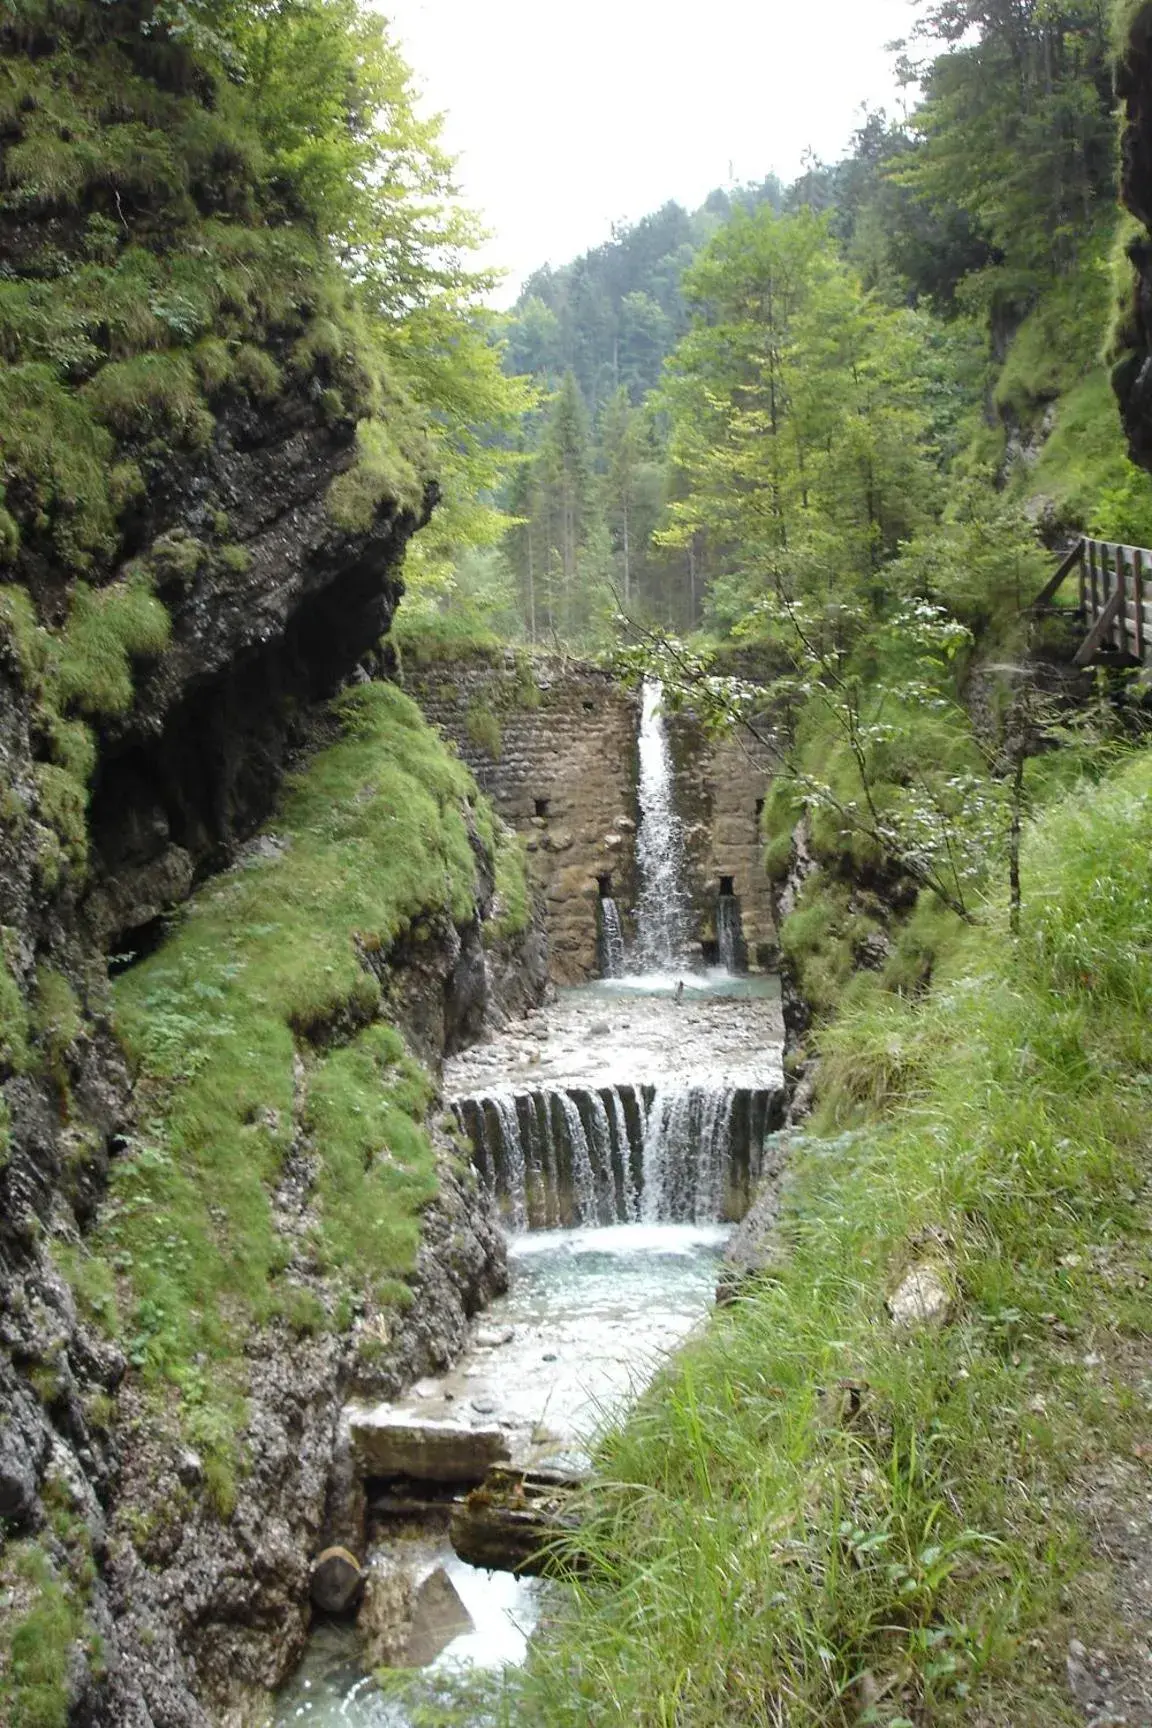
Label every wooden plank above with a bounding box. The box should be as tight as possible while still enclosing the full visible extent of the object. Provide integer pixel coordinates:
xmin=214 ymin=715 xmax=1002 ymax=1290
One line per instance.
xmin=1116 ymin=544 xmax=1127 ymax=653
xmin=1089 ymin=541 xmax=1100 ymax=618
xmin=1079 ymin=539 xmax=1088 ymax=617
xmin=1074 ymin=584 xmax=1125 ymax=665
xmin=1136 ymin=549 xmax=1145 ymax=660
xmin=1031 ymin=538 xmax=1085 ymax=610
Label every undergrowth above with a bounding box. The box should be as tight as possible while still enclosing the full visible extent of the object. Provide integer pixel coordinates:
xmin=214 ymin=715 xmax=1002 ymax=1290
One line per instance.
xmin=519 ymin=750 xmax=1152 ymax=1725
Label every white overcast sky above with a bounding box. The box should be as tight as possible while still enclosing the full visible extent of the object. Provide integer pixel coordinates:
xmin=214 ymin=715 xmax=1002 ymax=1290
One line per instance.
xmin=380 ymin=0 xmax=918 ymax=305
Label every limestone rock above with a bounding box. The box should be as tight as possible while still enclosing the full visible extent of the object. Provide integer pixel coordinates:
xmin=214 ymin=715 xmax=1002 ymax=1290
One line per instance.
xmin=887 ymin=1264 xmax=953 ymax=1330
xmin=400 ymin=1567 xmax=473 ymax=1667
xmin=309 ymin=1546 xmax=364 ymax=1614
xmin=359 ymin=1556 xmax=415 ymax=1668
xmin=349 ymin=1409 xmax=510 ymax=1483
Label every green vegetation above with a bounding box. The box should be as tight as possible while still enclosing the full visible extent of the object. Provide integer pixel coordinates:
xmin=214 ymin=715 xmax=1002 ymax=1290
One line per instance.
xmin=521 ymin=752 xmax=1152 ymax=1724
xmin=465 ymin=699 xmax=503 ymax=760
xmin=0 ymin=0 xmax=528 ymax=770
xmin=71 ymin=682 xmax=525 ymax=1494
xmin=0 ymin=1473 xmax=103 ymax=1728
xmin=54 ymin=572 xmax=171 ymax=719
xmin=394 ymin=0 xmax=1152 ymax=651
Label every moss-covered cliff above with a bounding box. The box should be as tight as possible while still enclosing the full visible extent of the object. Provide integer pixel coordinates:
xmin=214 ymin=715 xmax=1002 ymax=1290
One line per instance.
xmin=0 ymin=4 xmax=541 ymax=1722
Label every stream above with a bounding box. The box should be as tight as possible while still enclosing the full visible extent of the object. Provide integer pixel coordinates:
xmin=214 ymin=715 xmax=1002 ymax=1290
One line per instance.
xmin=272 ymin=1221 xmax=729 ymax=1725
xmin=273 ymin=681 xmax=785 ymax=1725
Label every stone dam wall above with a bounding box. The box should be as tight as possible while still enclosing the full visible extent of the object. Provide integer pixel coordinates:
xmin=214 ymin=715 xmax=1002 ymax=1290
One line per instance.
xmin=403 ymin=652 xmax=640 ymax=984
xmin=402 ymin=650 xmax=779 ymax=979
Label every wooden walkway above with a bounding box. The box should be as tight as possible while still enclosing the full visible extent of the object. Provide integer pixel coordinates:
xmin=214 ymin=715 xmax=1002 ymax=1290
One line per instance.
xmin=1032 ymin=536 xmax=1152 ymax=666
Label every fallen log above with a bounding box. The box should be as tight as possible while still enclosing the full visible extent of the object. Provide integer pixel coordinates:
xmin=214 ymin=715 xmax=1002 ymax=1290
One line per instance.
xmin=449 ymin=1465 xmax=587 ymax=1577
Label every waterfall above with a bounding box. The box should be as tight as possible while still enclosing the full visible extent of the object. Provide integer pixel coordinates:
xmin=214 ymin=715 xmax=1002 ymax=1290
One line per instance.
xmin=553 ymin=1092 xmax=598 ymax=1223
xmin=485 ymin=1094 xmax=526 ymax=1231
xmin=599 ymin=897 xmax=626 ymax=978
xmin=451 ymin=1080 xmax=777 ymax=1230
xmin=716 ymin=895 xmax=742 ymax=973
xmin=639 ymin=1087 xmax=736 ymax=1223
xmin=606 ymin=1086 xmax=639 ymax=1222
xmin=633 ymin=680 xmax=692 ymax=972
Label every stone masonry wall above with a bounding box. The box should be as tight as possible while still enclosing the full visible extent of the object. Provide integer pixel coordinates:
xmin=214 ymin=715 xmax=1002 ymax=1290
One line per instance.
xmin=405 ymin=649 xmax=780 ymax=979
xmin=668 ymin=710 xmax=779 ymax=968
xmin=402 ymin=650 xmax=640 ymax=984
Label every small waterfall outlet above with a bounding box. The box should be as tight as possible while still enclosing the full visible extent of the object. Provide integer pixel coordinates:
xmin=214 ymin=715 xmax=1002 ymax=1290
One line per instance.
xmin=716 ymin=892 xmax=743 ymax=973
xmin=632 ymin=678 xmax=692 ymax=972
xmin=598 ymin=895 xmax=626 ymax=977
xmin=452 ymin=1082 xmax=781 ymax=1230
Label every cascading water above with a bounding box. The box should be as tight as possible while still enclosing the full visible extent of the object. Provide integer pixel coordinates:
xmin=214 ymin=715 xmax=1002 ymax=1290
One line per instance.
xmin=598 ymin=896 xmax=626 ymax=977
xmin=632 ymin=679 xmax=692 ymax=972
xmin=452 ymin=1079 xmax=775 ymax=1229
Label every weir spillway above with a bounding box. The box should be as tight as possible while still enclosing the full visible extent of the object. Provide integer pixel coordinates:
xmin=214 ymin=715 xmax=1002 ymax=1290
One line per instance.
xmin=444 ymin=976 xmax=786 ymax=1231
xmin=452 ymin=1079 xmax=782 ymax=1230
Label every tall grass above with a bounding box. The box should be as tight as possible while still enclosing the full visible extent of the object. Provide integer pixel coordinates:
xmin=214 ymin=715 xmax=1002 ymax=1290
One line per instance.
xmin=518 ymin=751 xmax=1152 ymax=1725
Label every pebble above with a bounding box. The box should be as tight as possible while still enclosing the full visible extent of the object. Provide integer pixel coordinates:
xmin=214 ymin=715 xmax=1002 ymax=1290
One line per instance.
xmin=471 ymin=1398 xmax=496 ymax=1415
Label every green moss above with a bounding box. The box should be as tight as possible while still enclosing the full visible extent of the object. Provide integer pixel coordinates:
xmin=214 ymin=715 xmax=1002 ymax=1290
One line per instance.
xmin=31 ymin=967 xmax=81 ymax=1091
xmin=0 ymin=945 xmax=30 ymax=1075
xmin=90 ymin=683 xmax=491 ymax=1480
xmin=464 ymin=699 xmax=502 ymax=759
xmin=327 ymin=417 xmax=427 ymax=529
xmin=304 ymin=1023 xmax=437 ymax=1300
xmin=0 ymin=365 xmax=118 ymax=572
xmin=148 ymin=530 xmax=206 ymax=591
xmin=32 ymin=765 xmax=88 ymax=880
xmin=219 ymin=544 xmax=251 ymax=575
xmin=1026 ymin=369 xmax=1152 ymax=542
xmin=55 ymin=571 xmax=171 ymax=718
xmin=485 ymin=821 xmax=531 ymax=944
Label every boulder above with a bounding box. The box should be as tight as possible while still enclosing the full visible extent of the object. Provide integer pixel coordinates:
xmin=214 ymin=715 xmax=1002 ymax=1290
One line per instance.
xmin=350 ymin=1409 xmax=510 ymax=1483
xmin=401 ymin=1567 xmax=473 ymax=1667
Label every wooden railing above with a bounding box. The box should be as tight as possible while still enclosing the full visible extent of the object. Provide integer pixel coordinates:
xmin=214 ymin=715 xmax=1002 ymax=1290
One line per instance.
xmin=1031 ymin=536 xmax=1152 ymax=666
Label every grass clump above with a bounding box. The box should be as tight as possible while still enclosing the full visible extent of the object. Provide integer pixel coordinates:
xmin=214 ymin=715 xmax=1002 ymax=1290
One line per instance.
xmin=392 ymin=608 xmax=503 ymax=668
xmin=92 ymin=683 xmax=520 ymax=1488
xmin=54 ymin=571 xmax=171 ymax=718
xmin=0 ymin=1543 xmax=86 ymax=1728
xmin=464 ymin=698 xmax=502 ymax=760
xmin=519 ymin=750 xmax=1152 ymax=1726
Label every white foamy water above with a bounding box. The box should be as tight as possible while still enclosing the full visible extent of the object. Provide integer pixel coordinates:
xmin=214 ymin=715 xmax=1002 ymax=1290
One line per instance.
xmin=632 ymin=679 xmax=692 ymax=972
xmin=273 ymin=1221 xmax=727 ymax=1726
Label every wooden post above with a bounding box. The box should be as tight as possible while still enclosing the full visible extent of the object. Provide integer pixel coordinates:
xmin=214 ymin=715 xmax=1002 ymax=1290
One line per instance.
xmin=1079 ymin=539 xmax=1088 ymax=619
xmin=1136 ymin=548 xmax=1145 ymax=661
xmin=1089 ymin=540 xmax=1100 ymax=619
xmin=1116 ymin=545 xmax=1127 ymax=654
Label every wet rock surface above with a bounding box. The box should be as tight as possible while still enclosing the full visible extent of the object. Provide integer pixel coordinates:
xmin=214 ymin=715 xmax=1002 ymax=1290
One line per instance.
xmin=445 ymin=976 xmax=785 ymax=1097
xmin=350 ymin=1412 xmax=511 ymax=1484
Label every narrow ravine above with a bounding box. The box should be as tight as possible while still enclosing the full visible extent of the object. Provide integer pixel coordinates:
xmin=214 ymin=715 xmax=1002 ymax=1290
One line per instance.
xmin=273 ymin=681 xmax=785 ymax=1723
